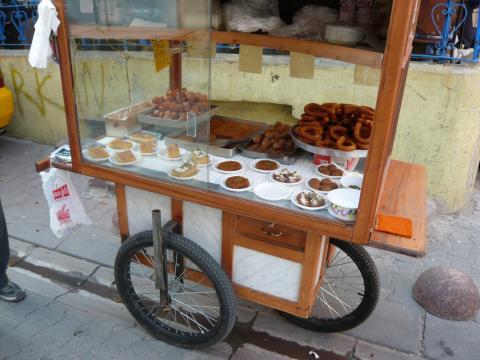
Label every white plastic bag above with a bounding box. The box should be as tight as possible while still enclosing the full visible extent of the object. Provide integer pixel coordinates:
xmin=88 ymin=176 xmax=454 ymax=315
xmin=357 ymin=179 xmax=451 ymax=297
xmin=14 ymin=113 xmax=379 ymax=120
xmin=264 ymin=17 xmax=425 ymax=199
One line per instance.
xmin=223 ymin=0 xmax=282 ymax=33
xmin=271 ymin=6 xmax=338 ymax=41
xmin=40 ymin=168 xmax=92 ymax=238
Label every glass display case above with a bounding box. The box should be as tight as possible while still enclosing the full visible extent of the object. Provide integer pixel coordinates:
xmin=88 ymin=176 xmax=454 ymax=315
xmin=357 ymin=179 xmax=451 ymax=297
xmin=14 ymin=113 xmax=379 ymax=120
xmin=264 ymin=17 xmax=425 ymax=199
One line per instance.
xmin=64 ymin=0 xmax=378 ymax=224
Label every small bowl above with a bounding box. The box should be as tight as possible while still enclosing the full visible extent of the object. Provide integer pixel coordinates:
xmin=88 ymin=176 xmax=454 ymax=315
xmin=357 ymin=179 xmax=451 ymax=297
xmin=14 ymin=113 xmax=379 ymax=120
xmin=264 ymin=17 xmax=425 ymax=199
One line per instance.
xmin=340 ymin=175 xmax=363 ymax=190
xmin=327 ymin=188 xmax=361 ymax=222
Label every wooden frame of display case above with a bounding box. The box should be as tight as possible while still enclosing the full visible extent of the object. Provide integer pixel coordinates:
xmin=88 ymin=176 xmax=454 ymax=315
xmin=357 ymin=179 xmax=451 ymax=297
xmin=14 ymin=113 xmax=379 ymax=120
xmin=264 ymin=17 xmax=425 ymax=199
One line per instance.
xmin=43 ymin=0 xmax=426 ymax=317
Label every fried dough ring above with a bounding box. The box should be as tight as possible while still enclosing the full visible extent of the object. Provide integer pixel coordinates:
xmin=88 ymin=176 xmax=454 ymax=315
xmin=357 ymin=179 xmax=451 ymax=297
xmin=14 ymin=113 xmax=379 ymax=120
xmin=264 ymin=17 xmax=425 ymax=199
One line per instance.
xmin=304 ymin=103 xmax=329 ymax=118
xmin=336 ymin=136 xmax=357 ymax=152
xmin=357 ymin=142 xmax=369 ymax=150
xmin=315 ymin=136 xmax=336 ymax=148
xmin=299 ymin=125 xmax=323 ymax=142
xmin=353 ymin=122 xmax=372 ymax=145
xmin=328 ymin=126 xmax=349 ymax=141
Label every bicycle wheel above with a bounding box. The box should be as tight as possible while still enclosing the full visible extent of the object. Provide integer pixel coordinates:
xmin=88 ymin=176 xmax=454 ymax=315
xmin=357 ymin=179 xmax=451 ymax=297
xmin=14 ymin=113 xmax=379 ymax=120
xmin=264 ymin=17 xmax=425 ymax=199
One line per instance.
xmin=115 ymin=231 xmax=236 ymax=348
xmin=280 ymin=238 xmax=379 ymax=332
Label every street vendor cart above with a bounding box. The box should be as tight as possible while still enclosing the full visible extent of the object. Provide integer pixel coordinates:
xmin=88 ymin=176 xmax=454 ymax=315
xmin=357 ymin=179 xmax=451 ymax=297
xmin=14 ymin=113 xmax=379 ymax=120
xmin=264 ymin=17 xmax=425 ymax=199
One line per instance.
xmin=36 ymin=0 xmax=427 ymax=348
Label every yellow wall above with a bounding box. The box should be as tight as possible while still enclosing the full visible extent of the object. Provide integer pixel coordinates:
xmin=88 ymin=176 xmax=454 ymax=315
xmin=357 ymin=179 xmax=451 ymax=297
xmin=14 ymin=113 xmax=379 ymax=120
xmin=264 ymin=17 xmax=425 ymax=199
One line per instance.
xmin=1 ymin=50 xmax=479 ymax=212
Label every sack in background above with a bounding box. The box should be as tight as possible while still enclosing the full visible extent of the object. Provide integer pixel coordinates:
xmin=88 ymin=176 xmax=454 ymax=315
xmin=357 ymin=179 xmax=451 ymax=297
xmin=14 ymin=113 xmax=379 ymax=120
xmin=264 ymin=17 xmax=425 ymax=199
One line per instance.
xmin=223 ymin=0 xmax=283 ymax=33
xmin=271 ymin=6 xmax=338 ymax=41
xmin=40 ymin=168 xmax=92 ymax=238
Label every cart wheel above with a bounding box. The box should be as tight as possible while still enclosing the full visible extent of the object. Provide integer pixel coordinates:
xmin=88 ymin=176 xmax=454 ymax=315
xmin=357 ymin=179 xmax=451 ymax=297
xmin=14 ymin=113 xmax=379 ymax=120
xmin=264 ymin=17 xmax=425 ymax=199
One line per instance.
xmin=115 ymin=231 xmax=236 ymax=348
xmin=280 ymin=238 xmax=379 ymax=332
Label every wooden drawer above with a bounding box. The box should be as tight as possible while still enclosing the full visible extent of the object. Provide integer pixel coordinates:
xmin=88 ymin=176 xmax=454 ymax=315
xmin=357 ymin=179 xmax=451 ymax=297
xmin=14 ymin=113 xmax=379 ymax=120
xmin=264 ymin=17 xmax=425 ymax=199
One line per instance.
xmin=235 ymin=215 xmax=306 ymax=250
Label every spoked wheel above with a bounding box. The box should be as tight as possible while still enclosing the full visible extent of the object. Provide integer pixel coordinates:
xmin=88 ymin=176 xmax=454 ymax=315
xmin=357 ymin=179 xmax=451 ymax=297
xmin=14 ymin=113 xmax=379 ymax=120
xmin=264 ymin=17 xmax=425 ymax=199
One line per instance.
xmin=280 ymin=238 xmax=379 ymax=332
xmin=115 ymin=231 xmax=236 ymax=348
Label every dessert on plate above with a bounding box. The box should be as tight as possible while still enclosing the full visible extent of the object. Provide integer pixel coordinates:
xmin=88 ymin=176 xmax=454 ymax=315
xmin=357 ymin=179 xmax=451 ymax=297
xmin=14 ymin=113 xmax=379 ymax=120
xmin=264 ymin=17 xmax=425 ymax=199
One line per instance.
xmin=167 ymin=143 xmax=181 ymax=158
xmin=171 ymin=161 xmax=198 ymax=178
xmin=255 ymin=160 xmax=279 ymax=171
xmin=88 ymin=146 xmax=109 ymax=159
xmin=130 ymin=132 xmax=157 ymax=144
xmin=225 ymin=176 xmax=250 ymax=189
xmin=308 ymin=178 xmax=339 ymax=192
xmin=115 ymin=150 xmax=137 ymax=164
xmin=317 ymin=164 xmax=344 ymax=177
xmin=109 ymin=139 xmax=133 ymax=150
xmin=140 ymin=142 xmax=156 ymax=154
xmin=273 ymin=169 xmax=301 ymax=184
xmin=191 ymin=148 xmax=210 ymax=165
xmin=296 ymin=191 xmax=326 ymax=208
xmin=216 ymin=161 xmax=242 ymax=172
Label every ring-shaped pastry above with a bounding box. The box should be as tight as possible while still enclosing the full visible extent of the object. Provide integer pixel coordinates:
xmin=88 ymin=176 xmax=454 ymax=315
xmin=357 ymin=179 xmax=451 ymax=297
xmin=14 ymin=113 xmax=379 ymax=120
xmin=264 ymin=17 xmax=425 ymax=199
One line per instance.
xmin=336 ymin=136 xmax=357 ymax=152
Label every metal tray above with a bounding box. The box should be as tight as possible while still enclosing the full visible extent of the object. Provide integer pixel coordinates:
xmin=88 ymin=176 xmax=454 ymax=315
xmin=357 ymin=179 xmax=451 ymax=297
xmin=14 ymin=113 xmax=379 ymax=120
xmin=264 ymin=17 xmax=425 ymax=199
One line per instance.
xmin=238 ymin=142 xmax=300 ymax=165
xmin=138 ymin=106 xmax=219 ymax=128
xmin=165 ymin=116 xmax=267 ymax=158
xmin=291 ymin=127 xmax=368 ymax=159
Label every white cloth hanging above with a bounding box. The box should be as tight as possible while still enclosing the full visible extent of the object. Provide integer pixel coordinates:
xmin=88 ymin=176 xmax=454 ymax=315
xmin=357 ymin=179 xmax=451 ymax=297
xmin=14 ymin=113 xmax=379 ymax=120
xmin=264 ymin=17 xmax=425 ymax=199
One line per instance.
xmin=28 ymin=0 xmax=60 ymax=69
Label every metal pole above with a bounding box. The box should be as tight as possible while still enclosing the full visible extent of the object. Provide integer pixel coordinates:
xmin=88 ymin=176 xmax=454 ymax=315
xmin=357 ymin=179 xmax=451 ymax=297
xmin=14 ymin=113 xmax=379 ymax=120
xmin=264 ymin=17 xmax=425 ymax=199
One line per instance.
xmin=152 ymin=209 xmax=169 ymax=305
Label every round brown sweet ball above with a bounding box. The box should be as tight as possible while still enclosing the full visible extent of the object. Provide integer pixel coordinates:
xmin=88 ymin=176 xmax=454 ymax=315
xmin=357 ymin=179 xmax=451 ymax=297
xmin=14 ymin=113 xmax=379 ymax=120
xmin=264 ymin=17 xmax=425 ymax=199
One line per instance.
xmin=309 ymin=178 xmax=321 ymax=190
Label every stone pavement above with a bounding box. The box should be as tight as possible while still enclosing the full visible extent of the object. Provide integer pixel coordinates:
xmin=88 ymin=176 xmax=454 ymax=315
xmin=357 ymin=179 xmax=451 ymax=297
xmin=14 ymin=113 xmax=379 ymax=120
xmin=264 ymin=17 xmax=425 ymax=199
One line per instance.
xmin=1 ymin=136 xmax=480 ymax=360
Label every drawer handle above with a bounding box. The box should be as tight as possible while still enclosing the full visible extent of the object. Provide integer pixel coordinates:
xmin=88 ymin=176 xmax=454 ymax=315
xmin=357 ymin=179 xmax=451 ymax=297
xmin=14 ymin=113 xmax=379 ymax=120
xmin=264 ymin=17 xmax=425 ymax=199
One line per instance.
xmin=262 ymin=223 xmax=283 ymax=237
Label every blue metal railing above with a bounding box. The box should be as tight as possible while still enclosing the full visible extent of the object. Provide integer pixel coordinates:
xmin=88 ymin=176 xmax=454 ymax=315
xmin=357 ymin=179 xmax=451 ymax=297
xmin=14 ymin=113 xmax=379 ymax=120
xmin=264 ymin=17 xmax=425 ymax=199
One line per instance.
xmin=412 ymin=0 xmax=480 ymax=63
xmin=0 ymin=0 xmax=39 ymax=48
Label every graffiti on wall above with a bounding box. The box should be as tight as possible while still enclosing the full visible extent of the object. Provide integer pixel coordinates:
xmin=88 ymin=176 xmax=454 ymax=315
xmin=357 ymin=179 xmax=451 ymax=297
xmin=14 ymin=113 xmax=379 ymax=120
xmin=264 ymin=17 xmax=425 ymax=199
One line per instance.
xmin=76 ymin=62 xmax=105 ymax=112
xmin=10 ymin=67 xmax=64 ymax=116
xmin=7 ymin=60 xmax=107 ymax=117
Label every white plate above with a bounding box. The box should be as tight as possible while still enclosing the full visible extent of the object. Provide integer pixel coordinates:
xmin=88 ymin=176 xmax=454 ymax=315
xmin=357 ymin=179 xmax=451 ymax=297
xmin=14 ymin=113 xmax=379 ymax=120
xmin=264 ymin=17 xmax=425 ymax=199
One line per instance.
xmin=253 ymin=183 xmax=292 ymax=201
xmin=305 ymin=177 xmax=340 ymax=195
xmin=270 ymin=171 xmax=303 ymax=186
xmin=214 ymin=161 xmax=245 ymax=174
xmin=108 ymin=152 xmax=141 ymax=166
xmin=314 ymin=162 xmax=346 ymax=179
xmin=157 ymin=147 xmax=186 ymax=161
xmin=106 ymin=139 xmax=137 ymax=152
xmin=83 ymin=149 xmax=109 ymax=162
xmin=249 ymin=159 xmax=281 ymax=173
xmin=168 ymin=171 xmax=199 ymax=181
xmin=220 ymin=177 xmax=254 ymax=192
xmin=135 ymin=143 xmax=160 ymax=157
xmin=290 ymin=191 xmax=327 ymax=211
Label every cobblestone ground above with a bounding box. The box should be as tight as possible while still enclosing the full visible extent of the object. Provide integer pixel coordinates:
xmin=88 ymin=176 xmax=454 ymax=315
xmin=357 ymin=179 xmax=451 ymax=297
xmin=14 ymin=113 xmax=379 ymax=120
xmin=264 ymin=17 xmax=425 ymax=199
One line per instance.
xmin=1 ymin=136 xmax=479 ymax=360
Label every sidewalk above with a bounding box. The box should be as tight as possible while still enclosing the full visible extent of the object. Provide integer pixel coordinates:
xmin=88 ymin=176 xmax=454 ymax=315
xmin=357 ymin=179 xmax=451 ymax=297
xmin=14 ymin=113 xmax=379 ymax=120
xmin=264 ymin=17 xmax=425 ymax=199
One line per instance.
xmin=1 ymin=136 xmax=479 ymax=360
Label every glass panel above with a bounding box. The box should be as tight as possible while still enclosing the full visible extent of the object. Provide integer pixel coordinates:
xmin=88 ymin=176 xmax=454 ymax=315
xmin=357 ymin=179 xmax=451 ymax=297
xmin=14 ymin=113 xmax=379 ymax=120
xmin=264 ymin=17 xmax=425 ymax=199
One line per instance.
xmin=66 ymin=0 xmax=212 ymax=192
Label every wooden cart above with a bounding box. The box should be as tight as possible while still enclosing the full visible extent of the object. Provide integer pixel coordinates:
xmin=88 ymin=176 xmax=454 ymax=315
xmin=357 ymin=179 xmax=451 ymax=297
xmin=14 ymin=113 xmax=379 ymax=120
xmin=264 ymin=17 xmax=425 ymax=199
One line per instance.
xmin=37 ymin=0 xmax=427 ymax=348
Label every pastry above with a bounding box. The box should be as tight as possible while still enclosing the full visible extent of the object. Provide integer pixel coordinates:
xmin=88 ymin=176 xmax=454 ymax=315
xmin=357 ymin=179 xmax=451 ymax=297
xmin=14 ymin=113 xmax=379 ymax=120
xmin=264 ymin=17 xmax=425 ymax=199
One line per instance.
xmin=296 ymin=191 xmax=326 ymax=208
xmin=191 ymin=148 xmax=209 ymax=165
xmin=167 ymin=143 xmax=181 ymax=158
xmin=151 ymin=88 xmax=209 ymax=121
xmin=318 ymin=164 xmax=344 ymax=177
xmin=216 ymin=161 xmax=242 ymax=172
xmin=210 ymin=118 xmax=262 ymax=141
xmin=130 ymin=132 xmax=157 ymax=144
xmin=140 ymin=142 xmax=156 ymax=154
xmin=247 ymin=121 xmax=296 ymax=155
xmin=171 ymin=162 xmax=198 ymax=178
xmin=308 ymin=178 xmax=339 ymax=192
xmin=87 ymin=146 xmax=109 ymax=159
xmin=255 ymin=160 xmax=279 ymax=171
xmin=109 ymin=139 xmax=133 ymax=150
xmin=225 ymin=176 xmax=250 ymax=189
xmin=293 ymin=103 xmax=374 ymax=151
xmin=115 ymin=150 xmax=136 ymax=164
xmin=273 ymin=169 xmax=301 ymax=184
